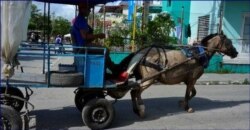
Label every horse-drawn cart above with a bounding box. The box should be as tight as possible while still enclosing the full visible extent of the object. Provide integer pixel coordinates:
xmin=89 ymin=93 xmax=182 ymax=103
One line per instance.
xmin=0 ymin=44 xmax=142 ymax=130
xmin=0 ymin=0 xmax=132 ymax=129
xmin=1 ymin=0 xmax=239 ymax=130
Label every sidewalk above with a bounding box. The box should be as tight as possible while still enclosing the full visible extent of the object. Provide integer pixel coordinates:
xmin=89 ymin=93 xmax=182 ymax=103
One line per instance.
xmin=196 ymin=73 xmax=250 ymax=85
xmin=1 ymin=72 xmax=249 ymax=86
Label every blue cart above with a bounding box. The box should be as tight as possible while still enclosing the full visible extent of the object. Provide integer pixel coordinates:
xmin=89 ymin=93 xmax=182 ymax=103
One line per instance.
xmin=0 ymin=45 xmax=138 ymax=130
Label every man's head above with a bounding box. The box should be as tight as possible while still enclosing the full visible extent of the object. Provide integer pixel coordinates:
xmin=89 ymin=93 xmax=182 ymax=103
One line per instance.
xmin=78 ymin=3 xmax=91 ymax=17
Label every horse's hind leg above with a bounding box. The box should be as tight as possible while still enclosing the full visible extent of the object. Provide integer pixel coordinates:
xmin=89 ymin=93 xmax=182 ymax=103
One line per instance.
xmin=137 ymin=90 xmax=145 ymax=118
xmin=130 ymin=88 xmax=145 ymax=118
xmin=130 ymin=89 xmax=138 ymax=114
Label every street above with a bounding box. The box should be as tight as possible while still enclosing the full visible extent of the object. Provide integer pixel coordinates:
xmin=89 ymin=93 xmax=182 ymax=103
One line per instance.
xmin=22 ymin=85 xmax=249 ymax=130
xmin=1 ymin=1 xmax=249 ymax=130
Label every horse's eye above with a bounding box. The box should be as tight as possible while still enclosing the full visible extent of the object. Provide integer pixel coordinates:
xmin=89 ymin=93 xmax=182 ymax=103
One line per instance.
xmin=223 ymin=39 xmax=232 ymax=48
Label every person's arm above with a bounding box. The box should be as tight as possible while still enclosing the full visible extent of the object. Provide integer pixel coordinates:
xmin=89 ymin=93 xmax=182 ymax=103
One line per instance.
xmin=80 ymin=30 xmax=105 ymax=41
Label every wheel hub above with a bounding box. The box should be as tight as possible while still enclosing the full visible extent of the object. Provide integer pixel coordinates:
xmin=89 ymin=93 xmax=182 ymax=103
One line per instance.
xmin=91 ymin=107 xmax=107 ymax=123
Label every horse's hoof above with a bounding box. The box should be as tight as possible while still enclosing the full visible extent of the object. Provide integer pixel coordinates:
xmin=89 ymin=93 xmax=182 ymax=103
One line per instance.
xmin=187 ymin=108 xmax=194 ymax=113
xmin=138 ymin=110 xmax=145 ymax=118
xmin=138 ymin=105 xmax=145 ymax=118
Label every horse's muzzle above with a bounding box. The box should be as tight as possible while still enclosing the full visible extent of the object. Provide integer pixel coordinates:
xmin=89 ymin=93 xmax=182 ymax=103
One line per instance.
xmin=230 ymin=48 xmax=238 ymax=58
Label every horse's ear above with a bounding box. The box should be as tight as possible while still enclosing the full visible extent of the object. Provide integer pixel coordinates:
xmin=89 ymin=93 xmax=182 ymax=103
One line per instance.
xmin=220 ymin=30 xmax=224 ymax=35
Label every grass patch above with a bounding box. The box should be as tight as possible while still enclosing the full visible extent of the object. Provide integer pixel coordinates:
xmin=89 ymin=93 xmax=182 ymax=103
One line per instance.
xmin=242 ymin=78 xmax=250 ymax=85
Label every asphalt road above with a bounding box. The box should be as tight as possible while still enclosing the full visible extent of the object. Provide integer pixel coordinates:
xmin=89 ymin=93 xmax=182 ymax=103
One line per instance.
xmin=19 ymin=85 xmax=249 ymax=130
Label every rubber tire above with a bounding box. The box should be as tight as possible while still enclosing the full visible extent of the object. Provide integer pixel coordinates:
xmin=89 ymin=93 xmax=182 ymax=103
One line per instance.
xmin=0 ymin=87 xmax=24 ymax=112
xmin=0 ymin=105 xmax=22 ymax=130
xmin=82 ymin=98 xmax=115 ymax=130
xmin=74 ymin=89 xmax=104 ymax=112
xmin=47 ymin=71 xmax=83 ymax=87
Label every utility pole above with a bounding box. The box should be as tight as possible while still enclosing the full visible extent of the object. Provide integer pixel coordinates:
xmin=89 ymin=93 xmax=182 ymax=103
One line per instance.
xmin=180 ymin=6 xmax=184 ymax=44
xmin=132 ymin=3 xmax=137 ymax=52
xmin=218 ymin=0 xmax=224 ymax=34
xmin=103 ymin=4 xmax=106 ymax=34
xmin=142 ymin=1 xmax=149 ymax=32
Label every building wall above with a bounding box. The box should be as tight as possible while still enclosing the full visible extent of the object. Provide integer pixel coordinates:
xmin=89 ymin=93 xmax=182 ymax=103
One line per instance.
xmin=223 ymin=1 xmax=250 ymax=52
xmin=222 ymin=1 xmax=250 ymax=71
xmin=189 ymin=1 xmax=221 ymax=43
xmin=162 ymin=1 xmax=190 ymax=44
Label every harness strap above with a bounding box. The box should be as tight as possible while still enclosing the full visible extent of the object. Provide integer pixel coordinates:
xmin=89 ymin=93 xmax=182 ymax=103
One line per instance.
xmin=139 ymin=45 xmax=168 ymax=71
xmin=142 ymin=60 xmax=164 ymax=71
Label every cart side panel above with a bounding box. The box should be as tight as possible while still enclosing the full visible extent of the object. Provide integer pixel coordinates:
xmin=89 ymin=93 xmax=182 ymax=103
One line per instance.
xmin=76 ymin=54 xmax=105 ymax=88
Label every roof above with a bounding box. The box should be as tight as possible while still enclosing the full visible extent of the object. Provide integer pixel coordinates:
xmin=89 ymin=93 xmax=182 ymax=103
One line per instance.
xmin=34 ymin=0 xmax=117 ymax=5
xmin=137 ymin=6 xmax=162 ymax=13
xmin=99 ymin=5 xmax=124 ymax=13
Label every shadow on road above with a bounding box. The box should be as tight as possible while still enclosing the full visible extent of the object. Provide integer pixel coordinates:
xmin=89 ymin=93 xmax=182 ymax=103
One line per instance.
xmin=29 ymin=106 xmax=82 ymax=129
xmin=29 ymin=97 xmax=249 ymax=129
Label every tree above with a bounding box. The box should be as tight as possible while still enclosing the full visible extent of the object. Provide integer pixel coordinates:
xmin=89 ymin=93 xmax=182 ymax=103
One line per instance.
xmin=28 ymin=4 xmax=41 ymax=30
xmin=51 ymin=16 xmax=71 ymax=37
xmin=28 ymin=4 xmax=71 ymax=41
xmin=146 ymin=13 xmax=177 ymax=45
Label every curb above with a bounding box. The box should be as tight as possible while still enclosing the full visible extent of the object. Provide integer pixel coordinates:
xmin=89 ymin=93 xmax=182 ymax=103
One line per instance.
xmin=195 ymin=81 xmax=249 ymax=85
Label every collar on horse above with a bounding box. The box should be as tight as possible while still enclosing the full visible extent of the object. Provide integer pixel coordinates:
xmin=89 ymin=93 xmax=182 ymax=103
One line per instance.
xmin=181 ymin=46 xmax=210 ymax=68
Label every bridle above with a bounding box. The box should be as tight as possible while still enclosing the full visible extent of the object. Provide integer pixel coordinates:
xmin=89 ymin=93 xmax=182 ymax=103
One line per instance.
xmin=216 ymin=35 xmax=227 ymax=54
xmin=203 ymin=34 xmax=226 ymax=56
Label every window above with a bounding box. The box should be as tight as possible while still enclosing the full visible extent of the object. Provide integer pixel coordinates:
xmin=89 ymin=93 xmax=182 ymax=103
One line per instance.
xmin=168 ymin=0 xmax=171 ymax=7
xmin=197 ymin=15 xmax=210 ymax=41
xmin=241 ymin=14 xmax=250 ymax=53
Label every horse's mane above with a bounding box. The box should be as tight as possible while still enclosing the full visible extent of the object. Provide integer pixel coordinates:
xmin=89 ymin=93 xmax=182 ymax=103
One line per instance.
xmin=200 ymin=33 xmax=218 ymax=46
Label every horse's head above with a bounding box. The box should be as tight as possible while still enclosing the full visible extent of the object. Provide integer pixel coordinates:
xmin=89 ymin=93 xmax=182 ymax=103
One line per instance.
xmin=201 ymin=33 xmax=238 ymax=58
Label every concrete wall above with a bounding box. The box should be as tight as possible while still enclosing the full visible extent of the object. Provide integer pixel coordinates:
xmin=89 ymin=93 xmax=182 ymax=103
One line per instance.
xmin=223 ymin=1 xmax=250 ymax=52
xmin=162 ymin=1 xmax=190 ymax=44
xmin=189 ymin=1 xmax=221 ymax=43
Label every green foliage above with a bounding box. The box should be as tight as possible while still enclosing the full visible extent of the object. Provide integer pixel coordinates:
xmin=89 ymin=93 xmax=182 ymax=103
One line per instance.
xmin=28 ymin=4 xmax=71 ymax=39
xmin=243 ymin=78 xmax=250 ymax=85
xmin=145 ymin=13 xmax=176 ymax=45
xmin=51 ymin=16 xmax=71 ymax=36
xmin=28 ymin=4 xmax=52 ymax=35
xmin=105 ymin=23 xmax=130 ymax=48
xmin=105 ymin=12 xmax=177 ymax=50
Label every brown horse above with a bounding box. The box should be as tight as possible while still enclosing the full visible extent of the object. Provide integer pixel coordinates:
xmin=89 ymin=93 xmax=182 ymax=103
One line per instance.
xmin=118 ymin=33 xmax=238 ymax=117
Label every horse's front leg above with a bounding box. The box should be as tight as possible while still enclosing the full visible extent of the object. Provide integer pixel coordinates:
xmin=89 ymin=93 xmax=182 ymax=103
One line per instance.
xmin=179 ymin=83 xmax=196 ymax=113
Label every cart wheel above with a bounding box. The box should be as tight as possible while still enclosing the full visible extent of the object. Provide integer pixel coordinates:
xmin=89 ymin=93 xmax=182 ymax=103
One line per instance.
xmin=0 ymin=105 xmax=22 ymax=130
xmin=74 ymin=89 xmax=104 ymax=112
xmin=0 ymin=87 xmax=24 ymax=112
xmin=82 ymin=98 xmax=115 ymax=130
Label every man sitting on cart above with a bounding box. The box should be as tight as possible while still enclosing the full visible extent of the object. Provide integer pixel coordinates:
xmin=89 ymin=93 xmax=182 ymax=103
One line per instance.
xmin=71 ymin=3 xmax=120 ymax=77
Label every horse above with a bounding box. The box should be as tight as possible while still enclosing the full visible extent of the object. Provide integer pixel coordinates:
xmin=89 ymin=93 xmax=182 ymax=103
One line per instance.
xmin=118 ymin=33 xmax=238 ymax=118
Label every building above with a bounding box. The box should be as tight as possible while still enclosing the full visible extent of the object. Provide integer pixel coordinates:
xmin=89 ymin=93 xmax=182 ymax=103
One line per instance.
xmin=162 ymin=0 xmax=250 ymax=73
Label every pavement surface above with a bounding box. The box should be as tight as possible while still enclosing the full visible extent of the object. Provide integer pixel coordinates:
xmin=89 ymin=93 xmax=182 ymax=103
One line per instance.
xmin=2 ymin=72 xmax=249 ymax=85
xmin=196 ymin=73 xmax=250 ymax=85
xmin=21 ymin=84 xmax=249 ymax=130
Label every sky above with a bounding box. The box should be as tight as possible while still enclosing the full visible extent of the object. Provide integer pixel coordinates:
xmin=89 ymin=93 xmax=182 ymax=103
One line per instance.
xmin=33 ymin=1 xmax=121 ymax=21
